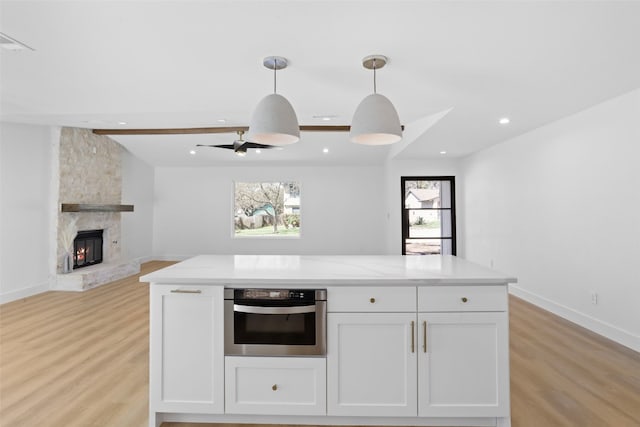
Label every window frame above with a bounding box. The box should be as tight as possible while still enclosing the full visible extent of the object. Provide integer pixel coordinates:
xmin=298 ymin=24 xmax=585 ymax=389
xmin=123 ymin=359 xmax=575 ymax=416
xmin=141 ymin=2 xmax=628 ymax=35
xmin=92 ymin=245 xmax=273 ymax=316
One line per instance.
xmin=401 ymin=176 xmax=457 ymax=255
xmin=232 ymin=180 xmax=302 ymax=239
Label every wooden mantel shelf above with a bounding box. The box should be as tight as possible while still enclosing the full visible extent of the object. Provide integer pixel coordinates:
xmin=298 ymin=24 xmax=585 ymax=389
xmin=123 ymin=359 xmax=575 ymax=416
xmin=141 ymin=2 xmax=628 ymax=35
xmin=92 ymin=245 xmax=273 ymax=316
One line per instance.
xmin=61 ymin=204 xmax=134 ymax=213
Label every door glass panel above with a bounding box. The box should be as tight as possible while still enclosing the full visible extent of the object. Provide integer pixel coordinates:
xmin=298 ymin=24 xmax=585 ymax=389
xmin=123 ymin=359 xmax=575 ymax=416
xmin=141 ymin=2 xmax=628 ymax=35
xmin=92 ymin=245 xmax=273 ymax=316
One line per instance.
xmin=404 ymin=180 xmax=451 ymax=209
xmin=404 ymin=239 xmax=443 ymax=255
xmin=408 ymin=210 xmax=452 ymax=238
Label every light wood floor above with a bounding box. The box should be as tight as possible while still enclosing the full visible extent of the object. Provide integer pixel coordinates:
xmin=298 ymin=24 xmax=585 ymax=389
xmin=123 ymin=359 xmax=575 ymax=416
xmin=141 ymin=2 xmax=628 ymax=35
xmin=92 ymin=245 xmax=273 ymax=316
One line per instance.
xmin=1 ymin=262 xmax=639 ymax=427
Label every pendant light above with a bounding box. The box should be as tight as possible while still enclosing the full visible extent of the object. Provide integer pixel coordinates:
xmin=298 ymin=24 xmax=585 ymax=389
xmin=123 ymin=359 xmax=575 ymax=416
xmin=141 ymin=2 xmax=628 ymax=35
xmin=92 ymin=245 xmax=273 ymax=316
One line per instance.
xmin=248 ymin=56 xmax=300 ymax=146
xmin=350 ymin=55 xmax=402 ymax=145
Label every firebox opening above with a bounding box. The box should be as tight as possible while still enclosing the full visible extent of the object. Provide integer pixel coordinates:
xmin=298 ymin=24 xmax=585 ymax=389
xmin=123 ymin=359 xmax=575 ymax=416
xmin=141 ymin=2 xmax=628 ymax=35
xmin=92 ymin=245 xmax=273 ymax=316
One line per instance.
xmin=74 ymin=229 xmax=104 ymax=269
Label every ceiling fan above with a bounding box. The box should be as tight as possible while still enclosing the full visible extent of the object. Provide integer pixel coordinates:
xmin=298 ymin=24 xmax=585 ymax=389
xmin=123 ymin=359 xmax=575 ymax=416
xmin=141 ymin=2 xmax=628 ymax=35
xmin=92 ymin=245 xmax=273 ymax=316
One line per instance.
xmin=195 ymin=130 xmax=278 ymax=156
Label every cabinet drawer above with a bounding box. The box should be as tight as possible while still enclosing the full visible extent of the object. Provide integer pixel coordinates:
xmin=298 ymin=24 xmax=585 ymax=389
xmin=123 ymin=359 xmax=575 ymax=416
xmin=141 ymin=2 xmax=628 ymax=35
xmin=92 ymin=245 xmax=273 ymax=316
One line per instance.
xmin=327 ymin=286 xmax=416 ymax=312
xmin=418 ymin=286 xmax=507 ymax=312
xmin=225 ymin=356 xmax=326 ymax=415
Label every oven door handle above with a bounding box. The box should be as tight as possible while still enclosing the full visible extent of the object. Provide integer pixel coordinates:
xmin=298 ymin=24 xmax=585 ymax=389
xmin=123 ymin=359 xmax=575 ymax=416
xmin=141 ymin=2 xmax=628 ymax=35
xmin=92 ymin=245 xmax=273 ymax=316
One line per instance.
xmin=233 ymin=304 xmax=316 ymax=315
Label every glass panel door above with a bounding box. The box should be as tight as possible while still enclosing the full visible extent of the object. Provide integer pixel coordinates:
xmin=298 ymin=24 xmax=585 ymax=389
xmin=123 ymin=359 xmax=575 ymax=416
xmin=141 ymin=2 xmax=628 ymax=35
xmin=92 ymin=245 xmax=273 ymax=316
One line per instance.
xmin=401 ymin=177 xmax=456 ymax=255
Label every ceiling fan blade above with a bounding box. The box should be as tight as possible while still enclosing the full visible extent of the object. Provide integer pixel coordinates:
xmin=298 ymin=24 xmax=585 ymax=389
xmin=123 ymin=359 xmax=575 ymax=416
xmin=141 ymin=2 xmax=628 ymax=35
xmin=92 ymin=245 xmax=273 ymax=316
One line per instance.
xmin=241 ymin=142 xmax=278 ymax=149
xmin=196 ymin=144 xmax=236 ymax=149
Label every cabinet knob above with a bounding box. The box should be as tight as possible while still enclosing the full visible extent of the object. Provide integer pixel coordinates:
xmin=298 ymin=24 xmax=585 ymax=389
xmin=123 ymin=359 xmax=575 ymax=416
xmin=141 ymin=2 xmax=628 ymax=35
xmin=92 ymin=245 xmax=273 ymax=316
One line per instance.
xmin=461 ymin=297 xmax=468 ymax=303
xmin=272 ymin=384 xmax=278 ymax=391
xmin=370 ymin=297 xmax=376 ymax=303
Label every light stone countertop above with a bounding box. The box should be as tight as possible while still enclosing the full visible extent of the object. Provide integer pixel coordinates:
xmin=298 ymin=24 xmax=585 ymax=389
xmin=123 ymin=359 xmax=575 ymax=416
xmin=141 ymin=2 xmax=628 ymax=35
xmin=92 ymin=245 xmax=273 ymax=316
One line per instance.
xmin=140 ymin=255 xmax=517 ymax=287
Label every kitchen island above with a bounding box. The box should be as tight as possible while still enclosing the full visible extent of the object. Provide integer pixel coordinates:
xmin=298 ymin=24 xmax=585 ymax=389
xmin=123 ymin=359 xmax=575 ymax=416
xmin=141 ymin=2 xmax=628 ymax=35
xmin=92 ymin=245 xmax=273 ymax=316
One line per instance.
xmin=142 ymin=255 xmax=516 ymax=427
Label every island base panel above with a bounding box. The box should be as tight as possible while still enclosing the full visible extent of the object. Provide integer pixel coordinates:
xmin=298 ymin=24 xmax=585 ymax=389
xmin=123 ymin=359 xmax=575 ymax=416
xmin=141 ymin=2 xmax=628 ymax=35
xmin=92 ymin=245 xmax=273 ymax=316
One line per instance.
xmin=156 ymin=413 xmax=509 ymax=426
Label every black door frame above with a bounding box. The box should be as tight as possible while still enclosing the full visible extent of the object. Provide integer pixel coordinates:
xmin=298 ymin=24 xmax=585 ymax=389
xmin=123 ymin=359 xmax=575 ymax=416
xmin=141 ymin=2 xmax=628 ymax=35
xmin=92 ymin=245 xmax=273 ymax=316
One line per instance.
xmin=401 ymin=176 xmax=457 ymax=255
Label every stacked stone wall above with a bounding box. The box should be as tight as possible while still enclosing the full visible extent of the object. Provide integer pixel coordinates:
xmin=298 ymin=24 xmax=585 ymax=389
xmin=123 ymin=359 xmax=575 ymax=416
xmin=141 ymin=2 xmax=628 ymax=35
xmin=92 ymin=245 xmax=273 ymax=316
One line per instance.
xmin=56 ymin=128 xmax=123 ymax=272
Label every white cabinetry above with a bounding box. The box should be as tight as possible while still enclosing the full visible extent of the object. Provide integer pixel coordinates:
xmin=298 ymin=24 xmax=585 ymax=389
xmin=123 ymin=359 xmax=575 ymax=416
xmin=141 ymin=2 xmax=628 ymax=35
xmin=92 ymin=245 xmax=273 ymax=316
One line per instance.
xmin=225 ymin=356 xmax=326 ymax=415
xmin=327 ymin=285 xmax=510 ymax=420
xmin=149 ymin=285 xmax=224 ymax=416
xmin=418 ymin=286 xmax=510 ymax=418
xmin=327 ymin=287 xmax=417 ymax=416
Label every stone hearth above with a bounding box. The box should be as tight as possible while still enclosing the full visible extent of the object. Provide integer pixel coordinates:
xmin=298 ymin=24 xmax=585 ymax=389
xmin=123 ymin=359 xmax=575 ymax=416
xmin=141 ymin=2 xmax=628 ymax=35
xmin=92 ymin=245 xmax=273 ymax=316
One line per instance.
xmin=55 ymin=259 xmax=140 ymax=291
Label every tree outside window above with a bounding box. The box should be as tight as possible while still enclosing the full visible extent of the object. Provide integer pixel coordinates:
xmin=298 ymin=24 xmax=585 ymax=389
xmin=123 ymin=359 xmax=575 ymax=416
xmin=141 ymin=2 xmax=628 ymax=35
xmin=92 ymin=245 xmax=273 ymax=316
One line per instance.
xmin=234 ymin=182 xmax=301 ymax=237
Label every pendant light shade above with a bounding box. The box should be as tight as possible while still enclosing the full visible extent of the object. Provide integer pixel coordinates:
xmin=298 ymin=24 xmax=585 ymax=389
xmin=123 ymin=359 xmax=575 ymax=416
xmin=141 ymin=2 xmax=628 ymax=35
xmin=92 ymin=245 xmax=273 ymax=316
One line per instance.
xmin=350 ymin=55 xmax=402 ymax=145
xmin=350 ymin=93 xmax=402 ymax=145
xmin=248 ymin=56 xmax=300 ymax=146
xmin=249 ymin=93 xmax=300 ymax=145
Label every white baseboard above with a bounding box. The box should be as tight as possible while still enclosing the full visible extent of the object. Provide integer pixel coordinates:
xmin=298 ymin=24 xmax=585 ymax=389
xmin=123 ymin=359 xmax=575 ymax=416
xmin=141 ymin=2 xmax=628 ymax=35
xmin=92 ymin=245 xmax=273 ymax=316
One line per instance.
xmin=509 ymin=284 xmax=640 ymax=353
xmin=0 ymin=281 xmax=50 ymax=304
xmin=134 ymin=255 xmax=190 ymax=264
xmin=134 ymin=255 xmax=156 ymax=264
xmin=148 ymin=254 xmax=190 ymax=262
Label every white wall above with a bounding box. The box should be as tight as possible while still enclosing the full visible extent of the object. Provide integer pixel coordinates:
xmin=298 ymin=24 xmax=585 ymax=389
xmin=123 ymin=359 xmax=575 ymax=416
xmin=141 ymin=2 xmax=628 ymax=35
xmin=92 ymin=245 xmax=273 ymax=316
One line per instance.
xmin=384 ymin=158 xmax=461 ymax=254
xmin=152 ymin=166 xmax=386 ymax=257
xmin=0 ymin=123 xmax=55 ymax=303
xmin=461 ymin=89 xmax=640 ymax=351
xmin=121 ymin=148 xmax=154 ymax=262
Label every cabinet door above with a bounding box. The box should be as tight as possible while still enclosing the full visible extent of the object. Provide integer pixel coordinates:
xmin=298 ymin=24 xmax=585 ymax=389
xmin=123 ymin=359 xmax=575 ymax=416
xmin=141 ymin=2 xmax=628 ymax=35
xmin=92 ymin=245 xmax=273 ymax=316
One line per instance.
xmin=418 ymin=312 xmax=509 ymax=417
xmin=149 ymin=285 xmax=224 ymax=414
xmin=327 ymin=313 xmax=417 ymax=416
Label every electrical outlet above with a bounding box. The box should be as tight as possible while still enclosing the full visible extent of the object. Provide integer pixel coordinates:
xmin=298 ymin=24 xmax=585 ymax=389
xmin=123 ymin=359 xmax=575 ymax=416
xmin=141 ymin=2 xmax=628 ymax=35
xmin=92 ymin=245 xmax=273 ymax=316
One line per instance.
xmin=590 ymin=291 xmax=598 ymax=305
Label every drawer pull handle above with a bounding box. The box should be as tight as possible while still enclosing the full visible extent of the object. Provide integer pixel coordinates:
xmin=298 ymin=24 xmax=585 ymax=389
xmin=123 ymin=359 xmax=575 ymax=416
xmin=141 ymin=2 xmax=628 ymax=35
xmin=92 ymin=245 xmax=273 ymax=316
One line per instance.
xmin=423 ymin=321 xmax=427 ymax=353
xmin=272 ymin=384 xmax=278 ymax=391
xmin=370 ymin=297 xmax=376 ymax=303
xmin=411 ymin=321 xmax=415 ymax=353
xmin=170 ymin=289 xmax=202 ymax=294
xmin=461 ymin=297 xmax=468 ymax=303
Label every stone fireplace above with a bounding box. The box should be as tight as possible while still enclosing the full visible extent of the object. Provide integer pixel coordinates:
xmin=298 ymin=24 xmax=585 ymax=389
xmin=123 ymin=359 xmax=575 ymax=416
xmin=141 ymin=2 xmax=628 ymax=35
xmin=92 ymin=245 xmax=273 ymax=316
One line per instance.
xmin=53 ymin=127 xmax=139 ymax=291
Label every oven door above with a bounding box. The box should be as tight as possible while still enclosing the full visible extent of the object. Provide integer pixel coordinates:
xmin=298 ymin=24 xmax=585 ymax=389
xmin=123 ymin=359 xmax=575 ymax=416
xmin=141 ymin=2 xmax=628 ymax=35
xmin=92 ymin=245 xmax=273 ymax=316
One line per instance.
xmin=224 ymin=299 xmax=326 ymax=356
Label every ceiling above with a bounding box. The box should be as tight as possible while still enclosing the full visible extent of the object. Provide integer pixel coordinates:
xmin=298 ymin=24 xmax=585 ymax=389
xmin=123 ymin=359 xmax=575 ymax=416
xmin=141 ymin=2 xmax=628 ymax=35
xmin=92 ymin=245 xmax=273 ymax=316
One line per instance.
xmin=1 ymin=1 xmax=640 ymax=166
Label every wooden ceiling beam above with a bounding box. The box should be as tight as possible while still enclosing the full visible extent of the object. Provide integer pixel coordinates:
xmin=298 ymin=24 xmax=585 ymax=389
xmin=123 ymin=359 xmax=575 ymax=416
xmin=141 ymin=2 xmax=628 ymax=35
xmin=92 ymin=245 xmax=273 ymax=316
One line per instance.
xmin=92 ymin=125 xmax=358 ymax=136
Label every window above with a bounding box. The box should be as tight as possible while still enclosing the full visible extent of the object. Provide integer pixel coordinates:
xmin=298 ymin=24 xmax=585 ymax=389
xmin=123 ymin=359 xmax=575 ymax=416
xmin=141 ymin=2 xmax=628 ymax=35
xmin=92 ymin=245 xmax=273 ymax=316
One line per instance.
xmin=234 ymin=181 xmax=300 ymax=237
xmin=401 ymin=177 xmax=456 ymax=255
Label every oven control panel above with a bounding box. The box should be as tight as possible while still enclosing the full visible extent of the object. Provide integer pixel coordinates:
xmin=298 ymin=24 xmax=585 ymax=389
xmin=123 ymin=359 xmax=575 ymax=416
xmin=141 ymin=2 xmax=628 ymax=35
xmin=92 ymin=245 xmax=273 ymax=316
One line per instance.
xmin=240 ymin=289 xmax=308 ymax=300
xmin=226 ymin=288 xmax=326 ymax=302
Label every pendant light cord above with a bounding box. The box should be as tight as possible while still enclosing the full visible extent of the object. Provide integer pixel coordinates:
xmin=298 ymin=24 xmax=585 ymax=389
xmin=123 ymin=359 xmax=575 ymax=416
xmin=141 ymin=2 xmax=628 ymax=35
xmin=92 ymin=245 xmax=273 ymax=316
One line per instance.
xmin=273 ymin=60 xmax=277 ymax=94
xmin=373 ymin=59 xmax=377 ymax=94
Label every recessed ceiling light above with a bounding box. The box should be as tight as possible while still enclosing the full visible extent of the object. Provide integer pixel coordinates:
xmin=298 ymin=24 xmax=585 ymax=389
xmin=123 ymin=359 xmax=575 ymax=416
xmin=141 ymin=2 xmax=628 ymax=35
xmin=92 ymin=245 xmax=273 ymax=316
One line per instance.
xmin=323 ymin=148 xmax=329 ymax=154
xmin=217 ymin=119 xmax=227 ymax=123
xmin=117 ymin=121 xmax=127 ymax=125
xmin=499 ymin=117 xmax=510 ymax=125
xmin=189 ymin=150 xmax=196 ymax=155
xmin=313 ymin=115 xmax=337 ymax=121
xmin=255 ymin=149 xmax=262 ymax=154
xmin=440 ymin=151 xmax=447 ymax=155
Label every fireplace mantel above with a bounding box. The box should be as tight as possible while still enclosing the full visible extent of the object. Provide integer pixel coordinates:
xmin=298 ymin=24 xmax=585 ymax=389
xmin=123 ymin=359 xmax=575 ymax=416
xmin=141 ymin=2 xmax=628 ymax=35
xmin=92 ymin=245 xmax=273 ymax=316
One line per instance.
xmin=61 ymin=204 xmax=134 ymax=212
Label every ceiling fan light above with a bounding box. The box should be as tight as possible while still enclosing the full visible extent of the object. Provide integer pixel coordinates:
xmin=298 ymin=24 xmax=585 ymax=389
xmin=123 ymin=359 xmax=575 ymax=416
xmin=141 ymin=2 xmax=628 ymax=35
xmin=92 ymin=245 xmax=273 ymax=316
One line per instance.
xmin=350 ymin=93 xmax=402 ymax=145
xmin=248 ymin=94 xmax=300 ymax=146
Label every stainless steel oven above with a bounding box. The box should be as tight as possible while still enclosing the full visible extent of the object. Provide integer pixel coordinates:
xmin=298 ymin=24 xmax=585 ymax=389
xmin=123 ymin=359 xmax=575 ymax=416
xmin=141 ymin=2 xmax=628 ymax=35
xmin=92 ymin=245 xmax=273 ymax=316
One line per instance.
xmin=224 ymin=288 xmax=327 ymax=356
